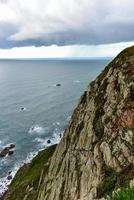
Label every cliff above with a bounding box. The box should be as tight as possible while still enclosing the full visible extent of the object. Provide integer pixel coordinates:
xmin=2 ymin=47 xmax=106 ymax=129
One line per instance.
xmin=4 ymin=46 xmax=134 ymax=200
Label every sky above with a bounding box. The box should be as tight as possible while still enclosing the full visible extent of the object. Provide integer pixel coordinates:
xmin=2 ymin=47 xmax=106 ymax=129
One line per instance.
xmin=0 ymin=0 xmax=134 ymax=58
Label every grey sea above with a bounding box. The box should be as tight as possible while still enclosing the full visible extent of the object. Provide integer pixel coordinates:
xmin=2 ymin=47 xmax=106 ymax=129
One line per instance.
xmin=0 ymin=58 xmax=111 ymax=195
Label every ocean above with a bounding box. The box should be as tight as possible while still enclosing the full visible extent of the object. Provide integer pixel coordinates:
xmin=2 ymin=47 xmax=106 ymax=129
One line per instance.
xmin=0 ymin=58 xmax=111 ymax=196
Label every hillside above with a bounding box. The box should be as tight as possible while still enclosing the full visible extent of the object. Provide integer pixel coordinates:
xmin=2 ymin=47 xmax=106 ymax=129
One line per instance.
xmin=4 ymin=46 xmax=134 ymax=200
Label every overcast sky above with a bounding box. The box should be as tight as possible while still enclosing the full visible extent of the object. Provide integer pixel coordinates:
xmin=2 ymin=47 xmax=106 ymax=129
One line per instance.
xmin=0 ymin=0 xmax=134 ymax=58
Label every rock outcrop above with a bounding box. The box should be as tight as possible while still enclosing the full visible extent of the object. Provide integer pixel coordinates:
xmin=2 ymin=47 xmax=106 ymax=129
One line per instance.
xmin=0 ymin=144 xmax=15 ymax=158
xmin=4 ymin=46 xmax=134 ymax=200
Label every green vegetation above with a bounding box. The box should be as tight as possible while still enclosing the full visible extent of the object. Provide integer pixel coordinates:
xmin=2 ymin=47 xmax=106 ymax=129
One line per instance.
xmin=5 ymin=144 xmax=57 ymax=200
xmin=118 ymin=46 xmax=134 ymax=58
xmin=97 ymin=165 xmax=134 ymax=198
xmin=107 ymin=187 xmax=134 ymax=200
xmin=97 ymin=167 xmax=118 ymax=198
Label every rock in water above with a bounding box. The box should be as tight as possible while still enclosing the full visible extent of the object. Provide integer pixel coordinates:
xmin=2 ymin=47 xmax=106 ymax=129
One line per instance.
xmin=47 ymin=140 xmax=51 ymax=144
xmin=0 ymin=147 xmax=9 ymax=157
xmin=0 ymin=144 xmax=15 ymax=158
xmin=7 ymin=175 xmax=12 ymax=181
xmin=4 ymin=46 xmax=134 ymax=200
xmin=9 ymin=144 xmax=15 ymax=149
xmin=56 ymin=84 xmax=61 ymax=86
xmin=8 ymin=150 xmax=14 ymax=156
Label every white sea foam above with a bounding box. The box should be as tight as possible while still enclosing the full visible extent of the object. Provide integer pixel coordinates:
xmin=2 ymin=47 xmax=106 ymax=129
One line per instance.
xmin=67 ymin=115 xmax=71 ymax=121
xmin=73 ymin=80 xmax=81 ymax=83
xmin=52 ymin=84 xmax=57 ymax=87
xmin=53 ymin=121 xmax=60 ymax=126
xmin=0 ymin=176 xmax=10 ymax=198
xmin=19 ymin=107 xmax=28 ymax=111
xmin=34 ymin=137 xmax=45 ymax=143
xmin=51 ymin=128 xmax=64 ymax=144
xmin=25 ymin=151 xmax=38 ymax=163
xmin=51 ymin=84 xmax=58 ymax=87
xmin=28 ymin=125 xmax=46 ymax=134
xmin=0 ymin=140 xmax=2 ymax=148
xmin=0 ymin=150 xmax=38 ymax=198
xmin=34 ymin=137 xmax=47 ymax=147
xmin=34 ymin=125 xmax=63 ymax=149
xmin=0 ymin=124 xmax=63 ymax=198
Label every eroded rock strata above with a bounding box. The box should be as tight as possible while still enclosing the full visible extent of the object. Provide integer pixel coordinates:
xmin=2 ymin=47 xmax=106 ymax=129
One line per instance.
xmin=5 ymin=46 xmax=134 ymax=200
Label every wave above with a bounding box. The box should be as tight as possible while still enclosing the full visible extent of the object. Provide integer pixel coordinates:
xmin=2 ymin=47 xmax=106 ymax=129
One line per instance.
xmin=53 ymin=121 xmax=60 ymax=126
xmin=0 ymin=176 xmax=10 ymax=198
xmin=34 ymin=126 xmax=64 ymax=149
xmin=0 ymin=140 xmax=2 ymax=148
xmin=0 ymin=123 xmax=63 ymax=197
xmin=28 ymin=125 xmax=47 ymax=135
xmin=73 ymin=80 xmax=81 ymax=83
xmin=34 ymin=137 xmax=47 ymax=147
xmin=0 ymin=150 xmax=38 ymax=198
xmin=67 ymin=115 xmax=71 ymax=121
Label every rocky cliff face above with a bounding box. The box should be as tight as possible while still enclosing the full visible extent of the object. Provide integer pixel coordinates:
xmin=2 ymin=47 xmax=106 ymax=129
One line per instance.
xmin=5 ymin=46 xmax=134 ymax=200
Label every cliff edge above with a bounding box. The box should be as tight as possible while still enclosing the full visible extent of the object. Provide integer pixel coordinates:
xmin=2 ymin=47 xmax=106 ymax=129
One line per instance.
xmin=5 ymin=46 xmax=134 ymax=200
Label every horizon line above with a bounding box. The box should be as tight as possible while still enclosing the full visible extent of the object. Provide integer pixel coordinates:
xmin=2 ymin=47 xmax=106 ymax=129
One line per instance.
xmin=0 ymin=57 xmax=113 ymax=61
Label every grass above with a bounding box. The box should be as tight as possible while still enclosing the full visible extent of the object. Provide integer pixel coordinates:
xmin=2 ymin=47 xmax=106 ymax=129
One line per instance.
xmin=107 ymin=187 xmax=134 ymax=200
xmin=5 ymin=144 xmax=57 ymax=200
xmin=97 ymin=167 xmax=118 ymax=198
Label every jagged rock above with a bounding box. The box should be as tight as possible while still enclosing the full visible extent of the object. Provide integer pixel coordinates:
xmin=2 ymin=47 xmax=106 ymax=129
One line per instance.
xmin=0 ymin=144 xmax=15 ymax=158
xmin=4 ymin=46 xmax=134 ymax=200
xmin=0 ymin=148 xmax=9 ymax=158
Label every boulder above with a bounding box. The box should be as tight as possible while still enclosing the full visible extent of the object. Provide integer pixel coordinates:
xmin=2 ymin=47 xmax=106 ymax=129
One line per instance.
xmin=47 ymin=140 xmax=51 ymax=144
xmin=7 ymin=175 xmax=12 ymax=181
xmin=0 ymin=148 xmax=9 ymax=157
xmin=0 ymin=144 xmax=15 ymax=158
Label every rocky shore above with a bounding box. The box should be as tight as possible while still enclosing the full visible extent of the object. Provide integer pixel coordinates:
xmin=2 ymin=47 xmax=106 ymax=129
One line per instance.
xmin=3 ymin=46 xmax=134 ymax=200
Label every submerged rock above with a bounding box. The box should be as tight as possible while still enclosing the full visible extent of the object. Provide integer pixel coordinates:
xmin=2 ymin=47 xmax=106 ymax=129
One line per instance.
xmin=4 ymin=46 xmax=134 ymax=200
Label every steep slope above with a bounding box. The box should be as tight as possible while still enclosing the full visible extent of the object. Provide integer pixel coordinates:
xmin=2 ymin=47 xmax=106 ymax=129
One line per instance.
xmin=5 ymin=46 xmax=134 ymax=200
xmin=4 ymin=145 xmax=57 ymax=200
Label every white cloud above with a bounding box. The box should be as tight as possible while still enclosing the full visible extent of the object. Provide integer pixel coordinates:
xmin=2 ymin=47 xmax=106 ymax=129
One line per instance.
xmin=0 ymin=0 xmax=134 ymax=45
xmin=0 ymin=42 xmax=133 ymax=59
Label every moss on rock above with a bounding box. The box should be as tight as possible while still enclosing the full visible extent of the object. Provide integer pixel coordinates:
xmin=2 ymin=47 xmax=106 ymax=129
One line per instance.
xmin=4 ymin=144 xmax=57 ymax=200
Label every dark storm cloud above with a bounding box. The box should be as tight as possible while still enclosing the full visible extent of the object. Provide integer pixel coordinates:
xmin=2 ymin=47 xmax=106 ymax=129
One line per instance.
xmin=0 ymin=0 xmax=134 ymax=48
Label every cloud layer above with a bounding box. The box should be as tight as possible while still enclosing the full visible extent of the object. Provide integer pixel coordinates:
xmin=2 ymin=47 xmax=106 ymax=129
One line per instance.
xmin=0 ymin=0 xmax=134 ymax=48
xmin=0 ymin=42 xmax=134 ymax=59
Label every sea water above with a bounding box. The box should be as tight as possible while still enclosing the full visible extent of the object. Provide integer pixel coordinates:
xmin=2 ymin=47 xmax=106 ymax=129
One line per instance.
xmin=0 ymin=58 xmax=111 ymax=196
